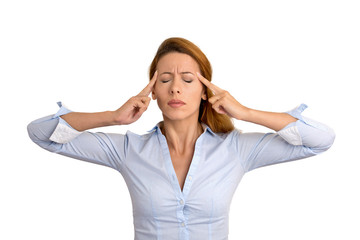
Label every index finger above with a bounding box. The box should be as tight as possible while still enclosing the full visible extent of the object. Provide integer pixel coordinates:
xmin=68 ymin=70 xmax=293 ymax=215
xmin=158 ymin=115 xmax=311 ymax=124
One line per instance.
xmin=196 ymin=72 xmax=222 ymax=95
xmin=138 ymin=71 xmax=158 ymax=96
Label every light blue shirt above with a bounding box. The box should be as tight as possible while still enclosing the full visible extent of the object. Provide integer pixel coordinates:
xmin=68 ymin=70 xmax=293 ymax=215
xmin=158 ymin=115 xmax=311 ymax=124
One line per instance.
xmin=27 ymin=103 xmax=335 ymax=240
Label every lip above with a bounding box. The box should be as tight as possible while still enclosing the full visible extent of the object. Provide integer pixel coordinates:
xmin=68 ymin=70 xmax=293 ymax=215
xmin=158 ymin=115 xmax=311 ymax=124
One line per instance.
xmin=167 ymin=99 xmax=185 ymax=108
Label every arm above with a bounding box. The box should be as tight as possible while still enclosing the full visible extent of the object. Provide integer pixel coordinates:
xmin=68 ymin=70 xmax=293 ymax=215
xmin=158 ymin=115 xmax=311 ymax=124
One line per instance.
xmin=60 ymin=71 xmax=158 ymax=131
xmin=27 ymin=103 xmax=128 ymax=170
xmin=27 ymin=72 xmax=158 ymax=170
xmin=60 ymin=111 xmax=116 ymax=132
xmin=236 ymin=104 xmax=335 ymax=172
xmin=235 ymin=107 xmax=297 ymax=132
xmin=196 ymin=72 xmax=335 ymax=170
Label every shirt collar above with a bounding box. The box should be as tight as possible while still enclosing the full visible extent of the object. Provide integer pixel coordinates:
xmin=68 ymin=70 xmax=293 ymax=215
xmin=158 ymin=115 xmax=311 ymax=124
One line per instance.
xmin=147 ymin=122 xmax=216 ymax=136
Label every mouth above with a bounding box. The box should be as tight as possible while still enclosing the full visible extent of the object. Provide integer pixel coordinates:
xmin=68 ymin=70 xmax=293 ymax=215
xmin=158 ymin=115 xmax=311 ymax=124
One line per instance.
xmin=167 ymin=99 xmax=186 ymax=108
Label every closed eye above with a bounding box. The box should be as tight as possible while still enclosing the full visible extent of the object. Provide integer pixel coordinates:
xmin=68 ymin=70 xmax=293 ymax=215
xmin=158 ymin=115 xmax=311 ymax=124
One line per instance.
xmin=160 ymin=79 xmax=193 ymax=83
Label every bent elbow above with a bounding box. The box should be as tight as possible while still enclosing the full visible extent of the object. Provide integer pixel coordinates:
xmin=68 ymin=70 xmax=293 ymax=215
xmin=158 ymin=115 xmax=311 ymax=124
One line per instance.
xmin=27 ymin=117 xmax=57 ymax=151
xmin=27 ymin=121 xmax=40 ymax=143
xmin=311 ymin=128 xmax=336 ymax=154
xmin=324 ymin=128 xmax=336 ymax=150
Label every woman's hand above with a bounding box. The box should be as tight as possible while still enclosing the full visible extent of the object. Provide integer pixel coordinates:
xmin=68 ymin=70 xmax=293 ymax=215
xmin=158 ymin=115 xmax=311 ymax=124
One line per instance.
xmin=113 ymin=71 xmax=158 ymax=125
xmin=197 ymin=72 xmax=249 ymax=120
xmin=197 ymin=72 xmax=297 ymax=131
xmin=60 ymin=72 xmax=158 ymax=131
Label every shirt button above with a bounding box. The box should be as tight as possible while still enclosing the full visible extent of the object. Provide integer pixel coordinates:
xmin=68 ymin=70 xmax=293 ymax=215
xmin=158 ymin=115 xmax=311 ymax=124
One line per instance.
xmin=180 ymin=200 xmax=184 ymax=205
xmin=188 ymin=176 xmax=192 ymax=181
xmin=181 ymin=222 xmax=185 ymax=227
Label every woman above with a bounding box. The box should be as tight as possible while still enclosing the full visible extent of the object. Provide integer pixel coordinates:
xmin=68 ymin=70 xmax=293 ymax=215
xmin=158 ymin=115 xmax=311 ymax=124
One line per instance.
xmin=28 ymin=37 xmax=335 ymax=240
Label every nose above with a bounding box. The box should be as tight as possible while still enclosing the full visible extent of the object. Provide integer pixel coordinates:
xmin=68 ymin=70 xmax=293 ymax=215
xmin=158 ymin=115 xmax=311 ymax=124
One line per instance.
xmin=170 ymin=78 xmax=182 ymax=95
xmin=170 ymin=89 xmax=181 ymax=94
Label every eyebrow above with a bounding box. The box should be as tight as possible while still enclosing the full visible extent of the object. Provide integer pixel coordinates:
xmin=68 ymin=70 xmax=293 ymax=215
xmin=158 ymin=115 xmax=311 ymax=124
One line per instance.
xmin=160 ymin=71 xmax=194 ymax=76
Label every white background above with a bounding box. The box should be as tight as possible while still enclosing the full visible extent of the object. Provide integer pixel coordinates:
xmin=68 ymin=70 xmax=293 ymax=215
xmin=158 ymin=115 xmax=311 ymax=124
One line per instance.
xmin=1 ymin=0 xmax=359 ymax=239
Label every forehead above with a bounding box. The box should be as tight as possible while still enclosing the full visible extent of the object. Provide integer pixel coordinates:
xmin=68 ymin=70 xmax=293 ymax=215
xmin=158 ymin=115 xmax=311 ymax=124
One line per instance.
xmin=157 ymin=52 xmax=200 ymax=71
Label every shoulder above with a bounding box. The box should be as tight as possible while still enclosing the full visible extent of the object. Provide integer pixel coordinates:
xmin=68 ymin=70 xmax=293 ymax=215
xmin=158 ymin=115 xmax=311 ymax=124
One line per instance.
xmin=215 ymin=128 xmax=243 ymax=139
xmin=125 ymin=129 xmax=157 ymax=141
xmin=217 ymin=129 xmax=276 ymax=149
xmin=122 ymin=128 xmax=160 ymax=148
xmin=206 ymin=128 xmax=243 ymax=144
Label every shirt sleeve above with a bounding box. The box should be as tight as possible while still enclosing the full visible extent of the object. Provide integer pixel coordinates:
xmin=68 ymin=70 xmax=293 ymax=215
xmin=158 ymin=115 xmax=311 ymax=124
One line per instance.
xmin=27 ymin=102 xmax=127 ymax=172
xmin=237 ymin=104 xmax=335 ymax=173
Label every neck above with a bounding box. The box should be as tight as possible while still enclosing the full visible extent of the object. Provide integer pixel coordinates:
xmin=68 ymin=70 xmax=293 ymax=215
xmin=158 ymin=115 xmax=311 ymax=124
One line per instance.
xmin=161 ymin=117 xmax=203 ymax=154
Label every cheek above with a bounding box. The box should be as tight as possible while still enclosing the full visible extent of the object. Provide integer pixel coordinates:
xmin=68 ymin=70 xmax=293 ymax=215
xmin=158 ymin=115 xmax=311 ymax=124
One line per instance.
xmin=154 ymin=86 xmax=168 ymax=105
xmin=154 ymin=84 xmax=166 ymax=97
xmin=187 ymin=84 xmax=205 ymax=99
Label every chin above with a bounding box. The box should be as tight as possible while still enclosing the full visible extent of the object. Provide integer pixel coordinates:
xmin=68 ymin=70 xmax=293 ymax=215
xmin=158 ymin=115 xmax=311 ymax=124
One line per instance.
xmin=162 ymin=112 xmax=187 ymax=121
xmin=162 ymin=109 xmax=200 ymax=122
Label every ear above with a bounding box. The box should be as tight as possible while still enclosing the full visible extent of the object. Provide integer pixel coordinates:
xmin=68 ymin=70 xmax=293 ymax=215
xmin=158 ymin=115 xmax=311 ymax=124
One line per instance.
xmin=201 ymin=89 xmax=207 ymax=100
xmin=152 ymin=91 xmax=157 ymax=100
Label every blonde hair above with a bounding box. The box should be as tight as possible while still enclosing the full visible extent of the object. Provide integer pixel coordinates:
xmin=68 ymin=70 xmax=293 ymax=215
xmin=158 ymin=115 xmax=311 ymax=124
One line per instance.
xmin=149 ymin=37 xmax=234 ymax=133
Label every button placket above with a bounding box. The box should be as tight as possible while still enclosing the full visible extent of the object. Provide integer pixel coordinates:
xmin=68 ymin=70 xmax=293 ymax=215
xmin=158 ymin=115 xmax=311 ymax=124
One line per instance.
xmin=182 ymin=135 xmax=203 ymax=199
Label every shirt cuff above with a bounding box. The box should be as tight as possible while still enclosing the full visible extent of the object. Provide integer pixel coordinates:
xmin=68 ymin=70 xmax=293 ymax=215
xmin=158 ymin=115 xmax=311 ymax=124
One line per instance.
xmin=285 ymin=103 xmax=308 ymax=121
xmin=277 ymin=104 xmax=308 ymax=146
xmin=49 ymin=102 xmax=83 ymax=144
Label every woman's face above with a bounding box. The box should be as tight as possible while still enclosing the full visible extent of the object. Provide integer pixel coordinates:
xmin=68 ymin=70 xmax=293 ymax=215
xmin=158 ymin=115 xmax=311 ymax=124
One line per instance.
xmin=153 ymin=52 xmax=206 ymax=122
